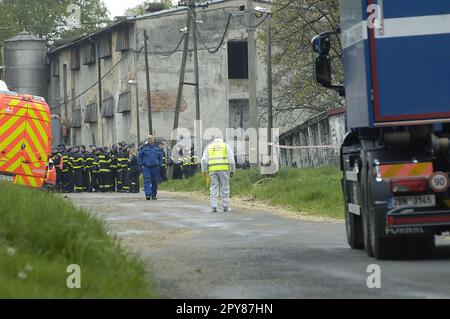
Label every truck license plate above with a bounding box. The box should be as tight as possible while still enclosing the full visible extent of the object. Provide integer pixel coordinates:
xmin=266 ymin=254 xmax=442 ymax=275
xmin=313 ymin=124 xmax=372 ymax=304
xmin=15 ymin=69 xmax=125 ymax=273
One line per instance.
xmin=389 ymin=195 xmax=436 ymax=209
xmin=0 ymin=174 xmax=13 ymax=182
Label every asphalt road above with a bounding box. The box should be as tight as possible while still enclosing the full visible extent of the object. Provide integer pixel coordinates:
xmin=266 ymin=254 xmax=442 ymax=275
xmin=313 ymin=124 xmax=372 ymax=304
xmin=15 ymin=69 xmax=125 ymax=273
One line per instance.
xmin=68 ymin=191 xmax=450 ymax=299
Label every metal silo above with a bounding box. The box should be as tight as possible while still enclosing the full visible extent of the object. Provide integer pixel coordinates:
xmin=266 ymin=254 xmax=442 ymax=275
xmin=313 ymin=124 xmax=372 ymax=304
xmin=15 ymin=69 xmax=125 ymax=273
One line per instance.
xmin=4 ymin=31 xmax=48 ymax=100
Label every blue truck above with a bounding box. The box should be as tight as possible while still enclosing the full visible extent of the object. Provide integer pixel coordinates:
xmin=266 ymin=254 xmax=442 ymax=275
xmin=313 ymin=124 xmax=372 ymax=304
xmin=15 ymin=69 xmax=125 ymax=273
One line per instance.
xmin=312 ymin=0 xmax=450 ymax=259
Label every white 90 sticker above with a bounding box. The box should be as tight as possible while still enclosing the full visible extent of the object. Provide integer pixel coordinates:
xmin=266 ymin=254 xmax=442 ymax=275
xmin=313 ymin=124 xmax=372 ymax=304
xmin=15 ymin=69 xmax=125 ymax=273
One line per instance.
xmin=429 ymin=172 xmax=450 ymax=192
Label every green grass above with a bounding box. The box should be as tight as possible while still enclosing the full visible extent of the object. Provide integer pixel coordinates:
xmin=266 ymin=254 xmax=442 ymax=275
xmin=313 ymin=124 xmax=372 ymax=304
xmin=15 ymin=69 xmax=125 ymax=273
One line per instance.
xmin=159 ymin=167 xmax=344 ymax=219
xmin=0 ymin=182 xmax=155 ymax=298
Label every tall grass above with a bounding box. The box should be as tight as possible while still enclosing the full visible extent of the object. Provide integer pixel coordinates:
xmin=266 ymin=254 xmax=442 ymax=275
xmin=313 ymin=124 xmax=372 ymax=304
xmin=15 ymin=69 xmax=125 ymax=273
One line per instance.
xmin=0 ymin=182 xmax=154 ymax=298
xmin=159 ymin=167 xmax=344 ymax=219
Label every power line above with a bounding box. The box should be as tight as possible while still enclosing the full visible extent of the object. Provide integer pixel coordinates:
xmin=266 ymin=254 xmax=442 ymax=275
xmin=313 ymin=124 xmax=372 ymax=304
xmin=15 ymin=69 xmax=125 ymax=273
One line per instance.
xmin=195 ymin=14 xmax=232 ymax=54
xmin=131 ymin=33 xmax=185 ymax=58
xmin=186 ymin=6 xmax=267 ymax=55
xmin=230 ymin=12 xmax=269 ymax=29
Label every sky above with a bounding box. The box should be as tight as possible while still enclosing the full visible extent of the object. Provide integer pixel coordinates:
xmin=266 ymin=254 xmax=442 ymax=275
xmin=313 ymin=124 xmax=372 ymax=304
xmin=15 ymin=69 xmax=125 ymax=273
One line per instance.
xmin=102 ymin=0 xmax=177 ymax=18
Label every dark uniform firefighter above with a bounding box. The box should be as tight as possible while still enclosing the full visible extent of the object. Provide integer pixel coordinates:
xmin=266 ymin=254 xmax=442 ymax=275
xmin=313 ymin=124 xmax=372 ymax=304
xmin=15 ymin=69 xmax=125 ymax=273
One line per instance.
xmin=91 ymin=146 xmax=100 ymax=192
xmin=117 ymin=142 xmax=129 ymax=192
xmin=98 ymin=146 xmax=112 ymax=192
xmin=51 ymin=147 xmax=63 ymax=192
xmin=172 ymin=146 xmax=184 ymax=180
xmin=110 ymin=145 xmax=118 ymax=192
xmin=83 ymin=145 xmax=96 ymax=192
xmin=62 ymin=145 xmax=73 ymax=193
xmin=182 ymin=145 xmax=198 ymax=179
xmin=80 ymin=145 xmax=89 ymax=191
xmin=127 ymin=144 xmax=140 ymax=193
xmin=70 ymin=145 xmax=84 ymax=193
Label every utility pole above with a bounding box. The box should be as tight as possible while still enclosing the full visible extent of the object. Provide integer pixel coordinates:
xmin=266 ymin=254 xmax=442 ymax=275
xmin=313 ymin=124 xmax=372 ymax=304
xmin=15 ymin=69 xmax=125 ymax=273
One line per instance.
xmin=144 ymin=30 xmax=153 ymax=135
xmin=247 ymin=0 xmax=258 ymax=166
xmin=173 ymin=4 xmax=192 ymax=134
xmin=192 ymin=2 xmax=201 ymax=153
xmin=266 ymin=15 xmax=273 ymax=158
xmin=97 ymin=43 xmax=104 ymax=146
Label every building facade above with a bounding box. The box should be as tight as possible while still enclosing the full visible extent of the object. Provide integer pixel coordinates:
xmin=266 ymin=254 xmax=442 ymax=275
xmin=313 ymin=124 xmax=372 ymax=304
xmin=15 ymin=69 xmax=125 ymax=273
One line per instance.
xmin=47 ymin=0 xmax=272 ymax=147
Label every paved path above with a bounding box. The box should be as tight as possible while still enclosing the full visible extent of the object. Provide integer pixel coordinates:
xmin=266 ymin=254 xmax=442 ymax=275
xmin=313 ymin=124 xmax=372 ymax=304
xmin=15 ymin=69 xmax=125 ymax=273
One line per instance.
xmin=67 ymin=191 xmax=450 ymax=298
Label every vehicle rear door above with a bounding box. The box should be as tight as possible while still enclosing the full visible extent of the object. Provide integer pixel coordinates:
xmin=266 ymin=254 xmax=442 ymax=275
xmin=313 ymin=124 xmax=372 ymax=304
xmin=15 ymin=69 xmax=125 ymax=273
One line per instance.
xmin=0 ymin=95 xmax=28 ymax=182
xmin=19 ymin=100 xmax=51 ymax=188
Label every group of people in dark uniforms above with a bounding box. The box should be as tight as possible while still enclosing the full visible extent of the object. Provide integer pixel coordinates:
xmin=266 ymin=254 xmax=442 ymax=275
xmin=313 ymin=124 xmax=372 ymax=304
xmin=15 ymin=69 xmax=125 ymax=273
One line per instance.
xmin=170 ymin=144 xmax=200 ymax=180
xmin=49 ymin=140 xmax=200 ymax=194
xmin=50 ymin=142 xmax=141 ymax=193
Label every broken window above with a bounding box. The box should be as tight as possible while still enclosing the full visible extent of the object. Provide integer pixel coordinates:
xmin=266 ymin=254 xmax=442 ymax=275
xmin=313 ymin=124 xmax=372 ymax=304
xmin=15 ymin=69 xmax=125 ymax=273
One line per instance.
xmin=84 ymin=103 xmax=98 ymax=123
xmin=115 ymin=28 xmax=130 ymax=52
xmin=117 ymin=92 xmax=131 ymax=113
xmin=101 ymin=97 xmax=114 ymax=118
xmin=82 ymin=43 xmax=96 ymax=65
xmin=98 ymin=34 xmax=112 ymax=59
xmin=229 ymin=99 xmax=250 ymax=130
xmin=227 ymin=41 xmax=248 ymax=79
xmin=70 ymin=47 xmax=80 ymax=70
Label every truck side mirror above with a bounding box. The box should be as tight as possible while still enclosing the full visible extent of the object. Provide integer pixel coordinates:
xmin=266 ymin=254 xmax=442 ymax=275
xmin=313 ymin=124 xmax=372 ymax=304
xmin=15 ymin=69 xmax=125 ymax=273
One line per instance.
xmin=312 ymin=35 xmax=331 ymax=55
xmin=315 ymin=55 xmax=332 ymax=87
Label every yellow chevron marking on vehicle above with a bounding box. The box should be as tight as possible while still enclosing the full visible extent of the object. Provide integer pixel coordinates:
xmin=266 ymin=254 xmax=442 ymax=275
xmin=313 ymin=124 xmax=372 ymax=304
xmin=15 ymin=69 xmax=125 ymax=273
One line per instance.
xmin=14 ymin=175 xmax=23 ymax=185
xmin=0 ymin=121 xmax=26 ymax=150
xmin=22 ymin=165 xmax=38 ymax=187
xmin=23 ymin=139 xmax=39 ymax=164
xmin=30 ymin=102 xmax=49 ymax=122
xmin=28 ymin=115 xmax=48 ymax=147
xmin=2 ymin=142 xmax=23 ymax=161
xmin=8 ymin=156 xmax=23 ymax=173
xmin=0 ymin=107 xmax=27 ymax=136
xmin=8 ymin=99 xmax=21 ymax=107
xmin=25 ymin=124 xmax=46 ymax=161
xmin=28 ymin=106 xmax=48 ymax=123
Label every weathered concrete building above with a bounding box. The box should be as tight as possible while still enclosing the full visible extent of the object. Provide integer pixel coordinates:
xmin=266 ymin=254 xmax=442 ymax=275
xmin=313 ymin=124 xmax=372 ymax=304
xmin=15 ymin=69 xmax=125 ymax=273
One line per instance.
xmin=47 ymin=0 xmax=273 ymax=147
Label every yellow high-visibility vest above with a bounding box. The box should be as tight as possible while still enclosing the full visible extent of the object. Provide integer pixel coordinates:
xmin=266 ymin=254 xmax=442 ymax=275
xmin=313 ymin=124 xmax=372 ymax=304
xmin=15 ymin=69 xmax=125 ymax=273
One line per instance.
xmin=208 ymin=142 xmax=229 ymax=172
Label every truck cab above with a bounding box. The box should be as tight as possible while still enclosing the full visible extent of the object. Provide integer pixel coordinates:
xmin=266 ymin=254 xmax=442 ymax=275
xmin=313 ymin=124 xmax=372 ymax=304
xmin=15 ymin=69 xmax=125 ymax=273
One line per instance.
xmin=312 ymin=0 xmax=450 ymax=259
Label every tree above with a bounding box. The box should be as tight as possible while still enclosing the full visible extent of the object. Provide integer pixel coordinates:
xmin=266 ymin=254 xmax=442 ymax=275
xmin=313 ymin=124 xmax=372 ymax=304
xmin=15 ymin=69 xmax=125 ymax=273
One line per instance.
xmin=0 ymin=0 xmax=109 ymax=65
xmin=125 ymin=0 xmax=173 ymax=16
xmin=269 ymin=0 xmax=343 ymax=130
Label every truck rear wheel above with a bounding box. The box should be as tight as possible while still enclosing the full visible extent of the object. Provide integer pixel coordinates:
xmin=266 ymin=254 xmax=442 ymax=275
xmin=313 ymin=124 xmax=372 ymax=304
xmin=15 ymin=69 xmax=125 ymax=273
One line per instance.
xmin=343 ymin=178 xmax=364 ymax=249
xmin=360 ymin=161 xmax=373 ymax=256
xmin=369 ymin=203 xmax=404 ymax=260
xmin=366 ymin=163 xmax=403 ymax=260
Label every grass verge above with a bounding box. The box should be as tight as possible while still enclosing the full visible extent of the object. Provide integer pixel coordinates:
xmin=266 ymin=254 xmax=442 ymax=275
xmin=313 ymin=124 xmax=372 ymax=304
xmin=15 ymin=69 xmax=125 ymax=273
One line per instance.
xmin=0 ymin=182 xmax=155 ymax=298
xmin=159 ymin=167 xmax=344 ymax=219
